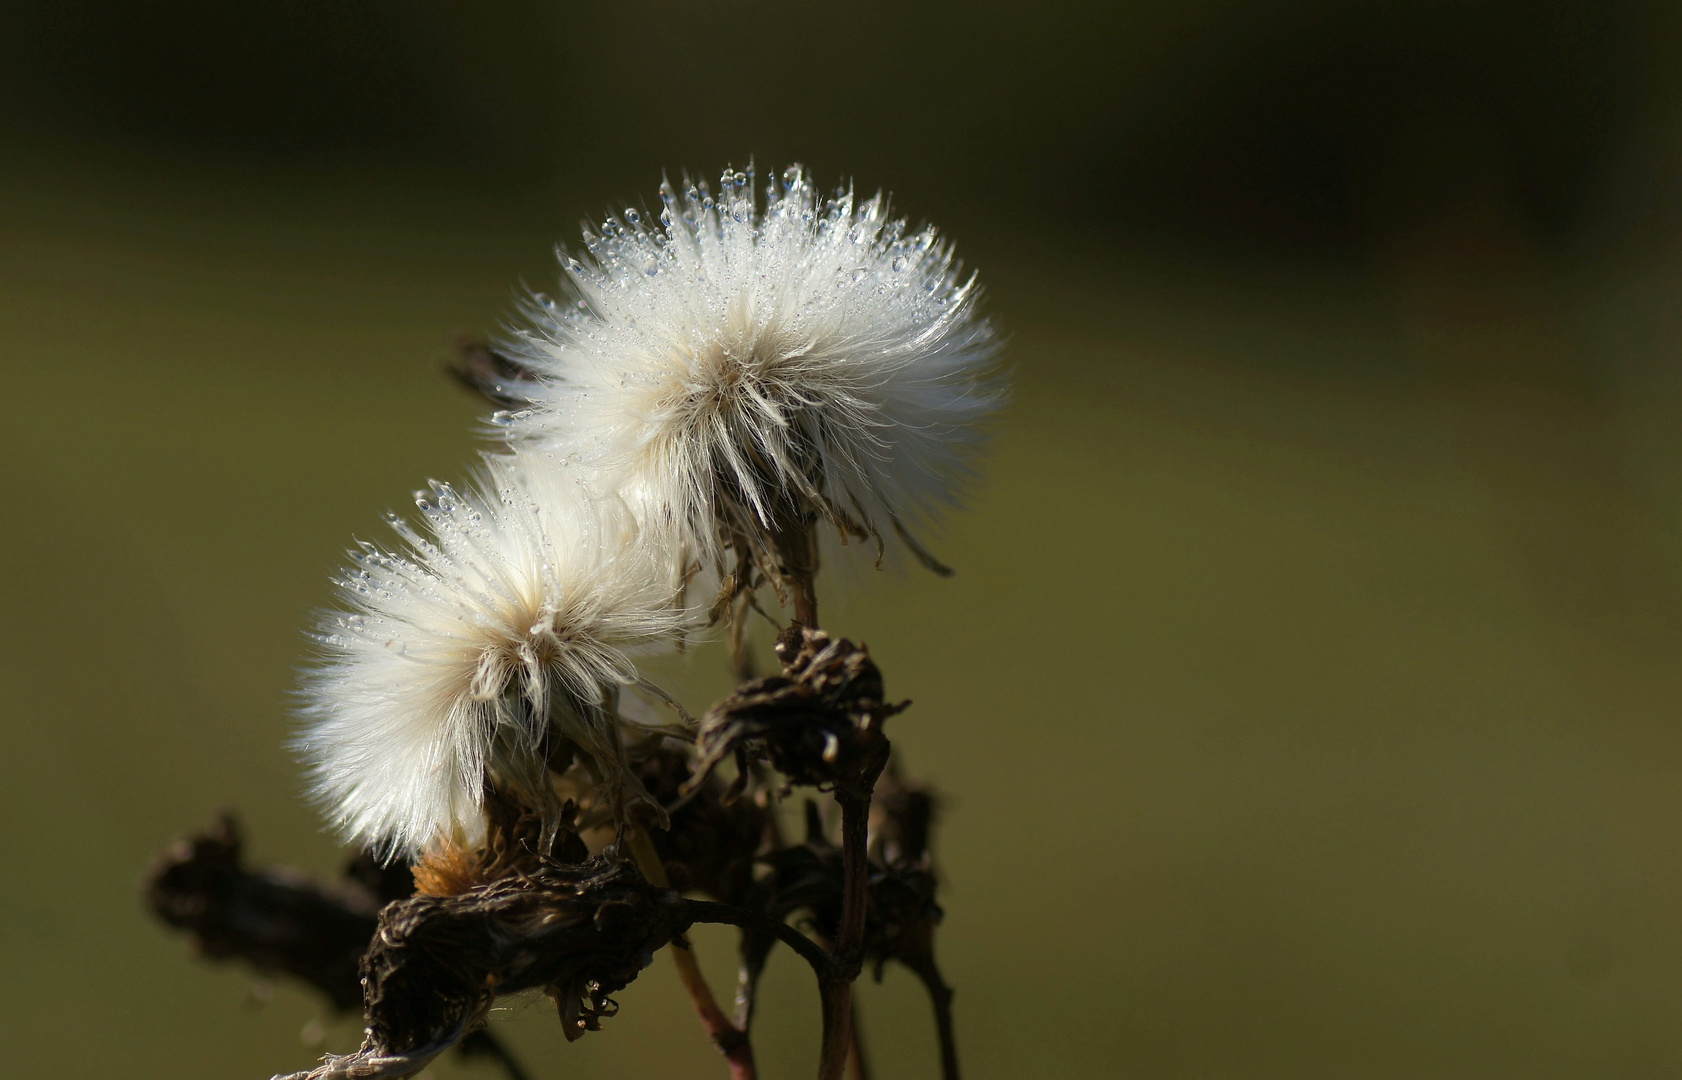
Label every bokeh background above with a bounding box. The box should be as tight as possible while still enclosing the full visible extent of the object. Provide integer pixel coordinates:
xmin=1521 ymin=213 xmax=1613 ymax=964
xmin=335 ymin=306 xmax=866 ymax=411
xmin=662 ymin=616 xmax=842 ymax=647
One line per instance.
xmin=4 ymin=1 xmax=1682 ymax=1076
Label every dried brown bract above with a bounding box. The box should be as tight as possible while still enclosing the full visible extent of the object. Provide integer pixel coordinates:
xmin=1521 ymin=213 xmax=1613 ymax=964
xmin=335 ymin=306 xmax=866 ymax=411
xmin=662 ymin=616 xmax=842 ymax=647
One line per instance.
xmin=691 ymin=626 xmax=905 ymax=801
xmin=275 ymin=854 xmax=682 ymax=1080
xmin=733 ymin=794 xmax=957 ymax=1079
xmin=632 ymin=736 xmax=771 ymax=905
xmin=870 ymin=764 xmax=938 ymax=869
xmin=741 ymin=803 xmax=941 ymax=979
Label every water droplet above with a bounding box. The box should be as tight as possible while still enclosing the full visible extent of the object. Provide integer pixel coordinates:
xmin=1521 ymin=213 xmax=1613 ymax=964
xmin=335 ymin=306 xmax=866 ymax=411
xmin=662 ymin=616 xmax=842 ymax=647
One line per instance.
xmin=625 ymin=208 xmax=642 ymax=226
xmin=891 ymin=256 xmax=906 ymax=272
xmin=491 ymin=410 xmax=517 ymax=427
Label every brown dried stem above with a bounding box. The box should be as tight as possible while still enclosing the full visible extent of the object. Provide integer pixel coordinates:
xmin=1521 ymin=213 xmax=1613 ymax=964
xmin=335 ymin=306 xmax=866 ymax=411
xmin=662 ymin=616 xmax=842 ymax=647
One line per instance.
xmin=847 ymin=991 xmax=872 ymax=1080
xmin=817 ymin=793 xmax=873 ymax=1080
xmin=769 ymin=506 xmax=821 ymax=628
xmin=682 ymin=899 xmax=834 ymax=978
xmin=913 ymin=959 xmax=960 ymax=1080
xmin=629 ymin=827 xmax=757 ymax=1080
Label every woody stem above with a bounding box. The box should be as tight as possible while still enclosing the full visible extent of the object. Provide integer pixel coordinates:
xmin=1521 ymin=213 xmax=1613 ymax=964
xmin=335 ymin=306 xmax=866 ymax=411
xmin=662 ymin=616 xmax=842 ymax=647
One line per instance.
xmin=911 ymin=957 xmax=960 ymax=1080
xmin=816 ymin=792 xmax=871 ymax=1080
xmin=629 ymin=828 xmax=756 ymax=1080
xmin=846 ymin=991 xmax=872 ymax=1080
xmin=770 ymin=510 xmax=820 ymax=627
xmin=791 ymin=572 xmax=820 ymax=628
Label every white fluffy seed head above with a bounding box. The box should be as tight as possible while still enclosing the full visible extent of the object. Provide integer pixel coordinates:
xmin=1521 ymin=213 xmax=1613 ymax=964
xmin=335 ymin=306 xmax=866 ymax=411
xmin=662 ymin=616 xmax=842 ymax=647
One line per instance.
xmin=496 ymin=163 xmax=1004 ymax=574
xmin=295 ymin=450 xmax=687 ymax=861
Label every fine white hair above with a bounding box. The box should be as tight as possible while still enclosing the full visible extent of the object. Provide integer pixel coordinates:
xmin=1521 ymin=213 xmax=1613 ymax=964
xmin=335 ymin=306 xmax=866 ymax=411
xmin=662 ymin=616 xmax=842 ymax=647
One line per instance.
xmin=295 ymin=450 xmax=687 ymax=860
xmin=495 ymin=163 xmax=1004 ymax=575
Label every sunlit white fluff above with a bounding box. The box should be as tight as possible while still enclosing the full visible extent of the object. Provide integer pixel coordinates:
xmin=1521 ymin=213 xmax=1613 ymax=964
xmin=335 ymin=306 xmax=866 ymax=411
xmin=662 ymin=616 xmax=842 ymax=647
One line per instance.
xmin=495 ymin=163 xmax=1003 ymax=575
xmin=295 ymin=450 xmax=686 ymax=860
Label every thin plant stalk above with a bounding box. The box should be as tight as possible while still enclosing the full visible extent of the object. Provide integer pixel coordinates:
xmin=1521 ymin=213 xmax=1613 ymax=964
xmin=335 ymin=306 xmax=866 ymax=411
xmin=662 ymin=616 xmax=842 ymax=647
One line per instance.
xmin=911 ymin=958 xmax=960 ymax=1080
xmin=817 ymin=792 xmax=873 ymax=1080
xmin=770 ymin=509 xmax=821 ymax=628
xmin=846 ymin=992 xmax=872 ymax=1080
xmin=628 ymin=828 xmax=756 ymax=1080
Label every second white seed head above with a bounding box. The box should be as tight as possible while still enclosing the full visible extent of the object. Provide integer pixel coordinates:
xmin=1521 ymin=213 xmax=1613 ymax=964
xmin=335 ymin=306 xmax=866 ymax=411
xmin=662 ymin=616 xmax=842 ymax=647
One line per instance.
xmin=296 ymin=450 xmax=687 ymax=861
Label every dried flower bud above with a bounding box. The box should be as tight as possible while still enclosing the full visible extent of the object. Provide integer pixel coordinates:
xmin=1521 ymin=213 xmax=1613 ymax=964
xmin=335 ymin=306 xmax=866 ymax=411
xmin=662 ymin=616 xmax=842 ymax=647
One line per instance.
xmin=276 ymin=855 xmax=682 ymax=1080
xmin=145 ymin=813 xmax=378 ymax=1012
xmin=870 ymin=763 xmax=938 ymax=869
xmin=690 ymin=626 xmax=904 ymax=800
xmin=739 ymin=800 xmax=944 ymax=987
xmin=630 ymin=737 xmax=770 ymax=905
xmin=147 ymin=816 xmax=541 ymax=1080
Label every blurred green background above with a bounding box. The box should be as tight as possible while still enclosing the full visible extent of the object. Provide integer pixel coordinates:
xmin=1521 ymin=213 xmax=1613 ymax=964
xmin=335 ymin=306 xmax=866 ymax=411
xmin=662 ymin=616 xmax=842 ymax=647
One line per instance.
xmin=4 ymin=1 xmax=1682 ymax=1076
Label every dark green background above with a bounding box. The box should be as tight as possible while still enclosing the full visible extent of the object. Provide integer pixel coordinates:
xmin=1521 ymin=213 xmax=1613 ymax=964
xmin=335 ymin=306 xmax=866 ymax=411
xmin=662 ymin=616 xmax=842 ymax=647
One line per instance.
xmin=3 ymin=2 xmax=1682 ymax=1076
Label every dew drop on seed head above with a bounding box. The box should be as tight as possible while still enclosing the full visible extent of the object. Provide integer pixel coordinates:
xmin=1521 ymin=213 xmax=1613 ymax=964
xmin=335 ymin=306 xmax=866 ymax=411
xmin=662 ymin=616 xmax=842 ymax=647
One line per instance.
xmin=626 ymin=209 xmax=641 ymax=226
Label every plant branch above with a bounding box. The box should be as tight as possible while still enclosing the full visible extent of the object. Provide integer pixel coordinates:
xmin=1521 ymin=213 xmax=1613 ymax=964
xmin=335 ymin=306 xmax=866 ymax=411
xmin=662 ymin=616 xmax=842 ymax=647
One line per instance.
xmin=817 ymin=793 xmax=873 ymax=1080
xmin=847 ymin=991 xmax=872 ymax=1080
xmin=769 ymin=506 xmax=820 ymax=628
xmin=628 ymin=829 xmax=756 ymax=1080
xmin=681 ymin=899 xmax=834 ymax=980
xmin=910 ymin=957 xmax=960 ymax=1080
